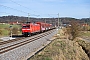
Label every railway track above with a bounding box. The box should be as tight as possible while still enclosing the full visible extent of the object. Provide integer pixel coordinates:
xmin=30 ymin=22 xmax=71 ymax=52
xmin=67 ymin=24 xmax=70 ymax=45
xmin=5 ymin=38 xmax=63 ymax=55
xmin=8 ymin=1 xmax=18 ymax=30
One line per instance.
xmin=0 ymin=29 xmax=54 ymax=54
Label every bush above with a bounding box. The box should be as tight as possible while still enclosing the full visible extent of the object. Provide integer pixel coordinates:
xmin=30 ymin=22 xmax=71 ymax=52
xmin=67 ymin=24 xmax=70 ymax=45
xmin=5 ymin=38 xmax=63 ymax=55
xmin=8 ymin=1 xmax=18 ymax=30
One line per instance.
xmin=12 ymin=27 xmax=18 ymax=35
xmin=66 ymin=20 xmax=81 ymax=40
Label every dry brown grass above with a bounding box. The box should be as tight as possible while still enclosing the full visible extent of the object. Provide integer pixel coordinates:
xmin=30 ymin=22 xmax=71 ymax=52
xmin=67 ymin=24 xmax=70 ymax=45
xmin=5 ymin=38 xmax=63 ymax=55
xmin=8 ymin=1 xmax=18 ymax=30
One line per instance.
xmin=29 ymin=29 xmax=89 ymax=60
xmin=76 ymin=39 xmax=90 ymax=59
xmin=29 ymin=38 xmax=89 ymax=60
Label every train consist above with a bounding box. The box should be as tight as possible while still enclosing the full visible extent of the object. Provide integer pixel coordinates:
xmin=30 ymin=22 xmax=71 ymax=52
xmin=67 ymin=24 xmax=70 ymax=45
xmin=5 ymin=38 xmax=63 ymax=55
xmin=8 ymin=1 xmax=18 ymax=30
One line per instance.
xmin=22 ymin=22 xmax=54 ymax=36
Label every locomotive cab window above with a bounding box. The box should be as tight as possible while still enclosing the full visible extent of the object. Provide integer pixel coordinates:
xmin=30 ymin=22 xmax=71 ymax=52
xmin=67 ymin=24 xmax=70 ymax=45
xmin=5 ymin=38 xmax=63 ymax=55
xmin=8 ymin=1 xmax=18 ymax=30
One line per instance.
xmin=22 ymin=25 xmax=30 ymax=28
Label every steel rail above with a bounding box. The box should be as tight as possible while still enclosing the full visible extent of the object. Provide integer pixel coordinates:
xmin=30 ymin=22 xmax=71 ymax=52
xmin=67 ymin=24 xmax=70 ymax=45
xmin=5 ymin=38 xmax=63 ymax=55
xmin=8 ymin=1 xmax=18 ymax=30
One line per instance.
xmin=0 ymin=30 xmax=53 ymax=54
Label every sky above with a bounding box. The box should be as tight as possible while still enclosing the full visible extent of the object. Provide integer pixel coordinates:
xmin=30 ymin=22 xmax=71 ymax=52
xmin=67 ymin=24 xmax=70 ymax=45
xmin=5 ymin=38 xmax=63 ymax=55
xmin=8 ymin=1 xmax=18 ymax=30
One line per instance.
xmin=0 ymin=0 xmax=90 ymax=19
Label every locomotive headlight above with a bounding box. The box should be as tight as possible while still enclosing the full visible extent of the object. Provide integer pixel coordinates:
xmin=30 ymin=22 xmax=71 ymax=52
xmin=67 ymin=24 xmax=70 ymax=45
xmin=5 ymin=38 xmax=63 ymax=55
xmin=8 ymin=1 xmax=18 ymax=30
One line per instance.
xmin=26 ymin=29 xmax=30 ymax=30
xmin=22 ymin=29 xmax=30 ymax=30
xmin=22 ymin=29 xmax=26 ymax=30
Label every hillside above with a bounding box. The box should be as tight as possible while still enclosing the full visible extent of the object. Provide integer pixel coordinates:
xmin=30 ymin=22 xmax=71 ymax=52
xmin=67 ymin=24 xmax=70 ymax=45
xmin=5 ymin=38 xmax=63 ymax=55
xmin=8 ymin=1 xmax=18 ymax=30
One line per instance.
xmin=0 ymin=15 xmax=87 ymax=25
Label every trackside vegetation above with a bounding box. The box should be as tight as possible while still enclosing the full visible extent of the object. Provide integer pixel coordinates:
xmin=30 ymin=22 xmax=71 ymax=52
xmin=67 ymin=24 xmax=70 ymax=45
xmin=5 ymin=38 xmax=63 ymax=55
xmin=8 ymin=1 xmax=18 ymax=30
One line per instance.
xmin=29 ymin=29 xmax=89 ymax=60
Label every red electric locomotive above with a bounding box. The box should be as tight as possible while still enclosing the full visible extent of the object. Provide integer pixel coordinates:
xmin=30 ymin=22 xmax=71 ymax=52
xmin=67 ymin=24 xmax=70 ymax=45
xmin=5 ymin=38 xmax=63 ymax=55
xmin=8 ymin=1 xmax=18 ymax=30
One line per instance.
xmin=22 ymin=23 xmax=40 ymax=36
xmin=22 ymin=22 xmax=52 ymax=36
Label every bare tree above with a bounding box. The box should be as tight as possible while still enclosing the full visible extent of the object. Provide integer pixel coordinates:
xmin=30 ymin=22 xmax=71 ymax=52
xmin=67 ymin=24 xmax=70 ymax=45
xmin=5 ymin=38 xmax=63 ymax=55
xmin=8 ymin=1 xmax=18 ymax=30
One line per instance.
xmin=66 ymin=20 xmax=81 ymax=40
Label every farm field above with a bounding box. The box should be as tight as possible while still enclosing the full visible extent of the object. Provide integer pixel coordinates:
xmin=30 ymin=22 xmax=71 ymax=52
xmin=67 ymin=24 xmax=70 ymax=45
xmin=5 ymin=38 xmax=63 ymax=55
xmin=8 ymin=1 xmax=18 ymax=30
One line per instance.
xmin=0 ymin=24 xmax=22 ymax=37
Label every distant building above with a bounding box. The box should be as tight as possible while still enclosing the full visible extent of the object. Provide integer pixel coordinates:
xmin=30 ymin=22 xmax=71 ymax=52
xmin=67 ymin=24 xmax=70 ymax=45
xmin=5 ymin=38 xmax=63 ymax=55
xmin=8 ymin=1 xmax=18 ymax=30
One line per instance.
xmin=9 ymin=21 xmax=21 ymax=25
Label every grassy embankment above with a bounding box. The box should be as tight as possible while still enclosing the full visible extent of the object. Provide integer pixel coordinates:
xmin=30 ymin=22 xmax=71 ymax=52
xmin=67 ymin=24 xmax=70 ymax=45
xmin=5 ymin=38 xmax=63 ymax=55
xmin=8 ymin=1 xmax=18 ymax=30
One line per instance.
xmin=29 ymin=29 xmax=89 ymax=60
xmin=76 ymin=31 xmax=90 ymax=59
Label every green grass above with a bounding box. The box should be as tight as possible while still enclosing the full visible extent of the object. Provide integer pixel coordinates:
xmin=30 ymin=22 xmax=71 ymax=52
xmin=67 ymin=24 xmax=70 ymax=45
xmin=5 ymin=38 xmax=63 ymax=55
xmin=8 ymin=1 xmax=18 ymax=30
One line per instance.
xmin=82 ymin=31 xmax=90 ymax=36
xmin=0 ymin=24 xmax=21 ymax=37
xmin=2 ymin=29 xmax=9 ymax=36
xmin=0 ymin=24 xmax=10 ymax=29
xmin=0 ymin=24 xmax=21 ymax=29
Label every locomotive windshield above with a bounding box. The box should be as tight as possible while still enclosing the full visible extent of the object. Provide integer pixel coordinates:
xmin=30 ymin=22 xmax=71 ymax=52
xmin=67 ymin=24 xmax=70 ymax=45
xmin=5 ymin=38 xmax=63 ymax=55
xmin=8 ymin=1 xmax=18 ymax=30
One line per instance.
xmin=22 ymin=25 xmax=30 ymax=28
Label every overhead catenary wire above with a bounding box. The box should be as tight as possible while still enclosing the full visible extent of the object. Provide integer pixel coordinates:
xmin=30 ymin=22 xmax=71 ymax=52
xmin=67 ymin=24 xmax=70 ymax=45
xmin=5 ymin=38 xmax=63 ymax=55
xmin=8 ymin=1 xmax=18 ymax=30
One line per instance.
xmin=0 ymin=0 xmax=58 ymax=18
xmin=9 ymin=0 xmax=41 ymax=17
xmin=0 ymin=12 xmax=11 ymax=15
xmin=9 ymin=0 xmax=55 ymax=17
xmin=9 ymin=0 xmax=36 ymax=13
xmin=0 ymin=4 xmax=40 ymax=17
xmin=0 ymin=4 xmax=28 ymax=14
